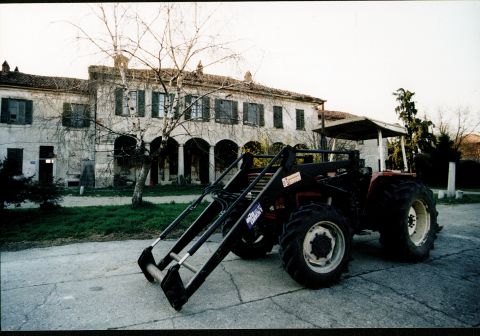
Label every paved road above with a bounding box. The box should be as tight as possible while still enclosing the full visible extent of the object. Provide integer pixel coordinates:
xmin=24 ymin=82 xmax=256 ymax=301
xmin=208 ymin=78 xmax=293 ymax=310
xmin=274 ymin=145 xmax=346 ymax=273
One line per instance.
xmin=1 ymin=204 xmax=479 ymax=330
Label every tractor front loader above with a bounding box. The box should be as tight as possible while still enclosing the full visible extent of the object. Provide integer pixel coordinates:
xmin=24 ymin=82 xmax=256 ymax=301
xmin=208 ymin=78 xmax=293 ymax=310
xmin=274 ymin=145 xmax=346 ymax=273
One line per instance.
xmin=138 ymin=117 xmax=438 ymax=311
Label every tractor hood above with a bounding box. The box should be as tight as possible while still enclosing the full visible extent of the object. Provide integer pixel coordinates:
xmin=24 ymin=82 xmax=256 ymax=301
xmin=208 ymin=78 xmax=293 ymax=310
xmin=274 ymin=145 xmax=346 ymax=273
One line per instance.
xmin=314 ymin=116 xmax=407 ymax=140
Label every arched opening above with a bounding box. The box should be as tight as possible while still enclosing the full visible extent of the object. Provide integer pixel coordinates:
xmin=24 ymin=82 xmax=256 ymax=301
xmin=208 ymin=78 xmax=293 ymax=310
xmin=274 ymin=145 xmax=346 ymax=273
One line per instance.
xmin=113 ymin=135 xmax=137 ymax=186
xmin=294 ymin=143 xmax=313 ymax=164
xmin=243 ymin=141 xmax=264 ymax=155
xmin=150 ymin=137 xmax=179 ymax=185
xmin=269 ymin=142 xmax=285 ymax=155
xmin=215 ymin=140 xmax=239 ymax=178
xmin=185 ymin=138 xmax=210 ymax=184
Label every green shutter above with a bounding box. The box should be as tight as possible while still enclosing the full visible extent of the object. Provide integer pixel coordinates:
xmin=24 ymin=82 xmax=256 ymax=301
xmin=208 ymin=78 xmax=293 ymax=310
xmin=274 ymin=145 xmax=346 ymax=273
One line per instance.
xmin=202 ymin=97 xmax=210 ymax=121
xmin=232 ymin=101 xmax=238 ymax=124
xmin=137 ymin=90 xmax=145 ymax=117
xmin=25 ymin=100 xmax=33 ymax=124
xmin=215 ymin=99 xmax=221 ymax=121
xmin=259 ymin=104 xmax=264 ymax=126
xmin=185 ymin=95 xmax=192 ymax=120
xmin=152 ymin=92 xmax=159 ymax=118
xmin=115 ymin=88 xmax=123 ymax=115
xmin=274 ymin=106 xmax=283 ymax=128
xmin=243 ymin=102 xmax=249 ymax=123
xmin=296 ymin=109 xmax=305 ymax=130
xmin=62 ymin=102 xmax=72 ymax=127
xmin=83 ymin=106 xmax=91 ymax=127
xmin=1 ymin=98 xmax=9 ymax=123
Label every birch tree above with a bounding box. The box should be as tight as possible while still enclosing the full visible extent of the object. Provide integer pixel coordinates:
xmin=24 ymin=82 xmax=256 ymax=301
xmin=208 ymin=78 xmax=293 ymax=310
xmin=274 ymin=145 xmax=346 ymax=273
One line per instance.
xmin=71 ymin=3 xmax=243 ymax=207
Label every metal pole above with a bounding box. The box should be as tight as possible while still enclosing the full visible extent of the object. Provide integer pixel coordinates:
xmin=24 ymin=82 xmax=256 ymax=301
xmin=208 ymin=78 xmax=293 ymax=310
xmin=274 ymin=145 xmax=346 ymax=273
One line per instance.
xmin=400 ymin=136 xmax=409 ymax=172
xmin=378 ymin=129 xmax=385 ymax=172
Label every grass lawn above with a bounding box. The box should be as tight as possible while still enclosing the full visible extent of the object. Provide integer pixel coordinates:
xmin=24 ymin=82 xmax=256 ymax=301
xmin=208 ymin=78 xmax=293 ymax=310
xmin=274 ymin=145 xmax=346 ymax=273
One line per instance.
xmin=62 ymin=184 xmax=206 ymax=197
xmin=0 ymin=202 xmax=209 ymax=250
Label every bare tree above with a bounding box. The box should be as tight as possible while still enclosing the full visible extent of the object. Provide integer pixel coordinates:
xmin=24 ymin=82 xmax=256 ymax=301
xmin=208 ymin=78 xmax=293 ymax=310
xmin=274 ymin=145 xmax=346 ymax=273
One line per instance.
xmin=435 ymin=105 xmax=480 ymax=153
xmin=69 ymin=3 xmax=244 ymax=207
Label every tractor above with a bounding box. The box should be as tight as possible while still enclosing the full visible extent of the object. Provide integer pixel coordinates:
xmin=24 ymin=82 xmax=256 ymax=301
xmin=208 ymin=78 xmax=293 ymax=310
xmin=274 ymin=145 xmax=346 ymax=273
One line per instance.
xmin=138 ymin=116 xmax=438 ymax=310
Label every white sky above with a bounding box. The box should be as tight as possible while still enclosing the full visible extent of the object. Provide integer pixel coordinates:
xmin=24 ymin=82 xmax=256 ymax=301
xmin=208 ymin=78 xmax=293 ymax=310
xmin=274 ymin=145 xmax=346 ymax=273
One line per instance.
xmin=1 ymin=2 xmax=479 ymax=126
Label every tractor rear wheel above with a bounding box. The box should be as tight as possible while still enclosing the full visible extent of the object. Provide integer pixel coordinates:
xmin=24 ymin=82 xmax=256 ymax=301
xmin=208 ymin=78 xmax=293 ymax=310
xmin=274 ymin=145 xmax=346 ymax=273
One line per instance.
xmin=279 ymin=204 xmax=352 ymax=288
xmin=222 ymin=208 xmax=274 ymax=260
xmin=375 ymin=179 xmax=438 ymax=261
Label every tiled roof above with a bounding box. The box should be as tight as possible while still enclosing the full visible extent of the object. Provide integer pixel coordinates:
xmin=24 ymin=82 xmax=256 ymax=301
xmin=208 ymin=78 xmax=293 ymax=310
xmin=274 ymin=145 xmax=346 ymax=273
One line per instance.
xmin=320 ymin=110 xmax=357 ymax=121
xmin=88 ymin=65 xmax=326 ymax=104
xmin=0 ymin=69 xmax=90 ymax=94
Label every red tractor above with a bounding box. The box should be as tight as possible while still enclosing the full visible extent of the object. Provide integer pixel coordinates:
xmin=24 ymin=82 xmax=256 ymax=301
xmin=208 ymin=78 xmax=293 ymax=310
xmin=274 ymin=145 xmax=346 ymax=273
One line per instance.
xmin=138 ymin=116 xmax=438 ymax=310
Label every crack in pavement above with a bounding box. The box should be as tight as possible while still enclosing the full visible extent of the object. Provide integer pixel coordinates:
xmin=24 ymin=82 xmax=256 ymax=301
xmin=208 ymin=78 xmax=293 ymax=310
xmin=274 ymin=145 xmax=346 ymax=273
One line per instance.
xmin=269 ymin=297 xmax=319 ymax=328
xmin=2 ymin=271 xmax=143 ymax=292
xmin=16 ymin=283 xmax=57 ymax=331
xmin=219 ymin=262 xmax=243 ymax=304
xmin=109 ymin=287 xmax=308 ymax=330
xmin=358 ymin=275 xmax=469 ymax=326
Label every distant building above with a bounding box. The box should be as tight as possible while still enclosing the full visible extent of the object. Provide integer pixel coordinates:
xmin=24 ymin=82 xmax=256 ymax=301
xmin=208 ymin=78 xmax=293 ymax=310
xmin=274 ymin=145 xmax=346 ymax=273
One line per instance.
xmin=1 ymin=60 xmax=381 ymax=187
xmin=459 ymin=134 xmax=480 ymax=160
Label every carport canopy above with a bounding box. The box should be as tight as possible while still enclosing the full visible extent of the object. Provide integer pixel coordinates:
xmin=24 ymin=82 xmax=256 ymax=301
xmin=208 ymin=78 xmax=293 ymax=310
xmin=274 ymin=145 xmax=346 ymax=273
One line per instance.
xmin=313 ymin=116 xmax=407 ymax=140
xmin=314 ymin=116 xmax=408 ymax=172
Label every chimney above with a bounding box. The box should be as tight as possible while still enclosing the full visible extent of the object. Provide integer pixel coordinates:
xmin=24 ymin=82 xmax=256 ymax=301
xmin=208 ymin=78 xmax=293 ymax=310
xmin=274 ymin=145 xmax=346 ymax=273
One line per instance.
xmin=196 ymin=61 xmax=203 ymax=75
xmin=2 ymin=61 xmax=10 ymax=75
xmin=114 ymin=54 xmax=129 ymax=69
xmin=14 ymin=66 xmax=19 ymax=72
xmin=244 ymin=70 xmax=252 ymax=82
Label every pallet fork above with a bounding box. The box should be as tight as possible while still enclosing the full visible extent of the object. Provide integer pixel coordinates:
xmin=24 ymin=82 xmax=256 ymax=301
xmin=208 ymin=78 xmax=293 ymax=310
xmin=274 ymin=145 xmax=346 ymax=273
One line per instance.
xmin=138 ymin=146 xmax=299 ymax=310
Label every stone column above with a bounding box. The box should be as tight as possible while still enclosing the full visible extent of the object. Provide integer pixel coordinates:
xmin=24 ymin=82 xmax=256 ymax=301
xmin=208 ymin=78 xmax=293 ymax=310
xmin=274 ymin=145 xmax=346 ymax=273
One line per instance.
xmin=209 ymin=145 xmax=215 ymax=183
xmin=178 ymin=144 xmax=184 ymax=177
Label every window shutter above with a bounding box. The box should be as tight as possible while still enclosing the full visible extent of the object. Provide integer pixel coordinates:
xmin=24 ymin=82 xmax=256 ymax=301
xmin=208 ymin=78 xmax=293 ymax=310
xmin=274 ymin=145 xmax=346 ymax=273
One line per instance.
xmin=296 ymin=109 xmax=305 ymax=130
xmin=137 ymin=90 xmax=145 ymax=117
xmin=215 ymin=99 xmax=221 ymax=121
xmin=83 ymin=106 xmax=91 ymax=127
xmin=24 ymin=100 xmax=33 ymax=124
xmin=152 ymin=92 xmax=159 ymax=118
xmin=202 ymin=96 xmax=210 ymax=121
xmin=243 ymin=102 xmax=249 ymax=123
xmin=62 ymin=102 xmax=72 ymax=127
xmin=1 ymin=98 xmax=9 ymax=123
xmin=185 ymin=95 xmax=192 ymax=120
xmin=273 ymin=106 xmax=282 ymax=128
xmin=259 ymin=104 xmax=265 ymax=126
xmin=232 ymin=101 xmax=238 ymax=124
xmin=115 ymin=88 xmax=123 ymax=115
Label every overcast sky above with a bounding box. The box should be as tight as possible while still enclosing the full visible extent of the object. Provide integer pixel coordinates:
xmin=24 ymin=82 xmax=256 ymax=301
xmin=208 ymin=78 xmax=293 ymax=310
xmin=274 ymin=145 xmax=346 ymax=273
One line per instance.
xmin=1 ymin=2 xmax=479 ymax=127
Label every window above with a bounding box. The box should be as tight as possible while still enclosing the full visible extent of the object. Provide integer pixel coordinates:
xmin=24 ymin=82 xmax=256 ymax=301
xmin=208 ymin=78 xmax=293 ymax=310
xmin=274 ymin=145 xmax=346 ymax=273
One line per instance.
xmin=273 ymin=106 xmax=283 ymax=129
xmin=243 ymin=102 xmax=264 ymax=126
xmin=1 ymin=98 xmax=33 ymax=125
xmin=296 ymin=109 xmax=305 ymax=130
xmin=152 ymin=92 xmax=178 ymax=118
xmin=7 ymin=148 xmax=23 ymax=175
xmin=185 ymin=95 xmax=210 ymax=121
xmin=115 ymin=88 xmax=145 ymax=117
xmin=63 ymin=103 xmax=90 ymax=128
xmin=214 ymin=99 xmax=238 ymax=124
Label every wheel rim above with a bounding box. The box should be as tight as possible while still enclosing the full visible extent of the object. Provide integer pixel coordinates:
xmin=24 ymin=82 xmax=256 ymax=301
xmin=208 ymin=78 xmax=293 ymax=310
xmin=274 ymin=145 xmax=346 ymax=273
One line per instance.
xmin=407 ymin=199 xmax=431 ymax=246
xmin=302 ymin=221 xmax=345 ymax=274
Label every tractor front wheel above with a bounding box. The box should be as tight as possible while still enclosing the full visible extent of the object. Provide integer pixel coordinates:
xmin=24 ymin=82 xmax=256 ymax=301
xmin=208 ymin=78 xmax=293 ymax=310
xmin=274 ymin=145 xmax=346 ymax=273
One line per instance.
xmin=279 ymin=204 xmax=352 ymax=288
xmin=222 ymin=208 xmax=274 ymax=260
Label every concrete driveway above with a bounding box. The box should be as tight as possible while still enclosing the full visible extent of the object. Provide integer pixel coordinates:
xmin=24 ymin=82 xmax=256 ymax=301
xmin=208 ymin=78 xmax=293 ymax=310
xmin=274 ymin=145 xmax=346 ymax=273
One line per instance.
xmin=1 ymin=204 xmax=479 ymax=330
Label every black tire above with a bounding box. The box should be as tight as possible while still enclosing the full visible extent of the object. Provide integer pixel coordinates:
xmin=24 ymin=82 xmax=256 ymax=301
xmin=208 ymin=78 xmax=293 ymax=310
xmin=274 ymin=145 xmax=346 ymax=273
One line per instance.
xmin=222 ymin=208 xmax=274 ymax=260
xmin=279 ymin=204 xmax=352 ymax=289
xmin=375 ymin=179 xmax=438 ymax=262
